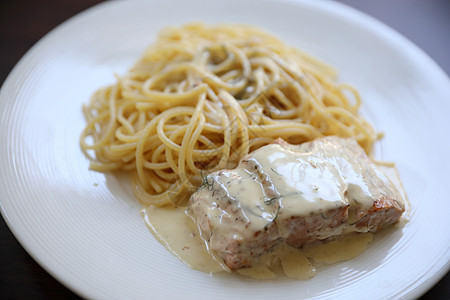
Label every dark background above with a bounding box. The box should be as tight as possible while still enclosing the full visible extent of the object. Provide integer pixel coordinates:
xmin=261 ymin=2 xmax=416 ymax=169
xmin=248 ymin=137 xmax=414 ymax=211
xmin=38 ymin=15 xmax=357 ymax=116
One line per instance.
xmin=1 ymin=0 xmax=449 ymax=299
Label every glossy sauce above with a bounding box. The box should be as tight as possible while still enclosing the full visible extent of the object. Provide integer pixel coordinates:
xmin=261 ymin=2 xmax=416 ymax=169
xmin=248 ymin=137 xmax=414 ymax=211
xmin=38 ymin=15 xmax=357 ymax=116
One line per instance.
xmin=141 ymin=138 xmax=407 ymax=279
xmin=190 ymin=138 xmax=405 ymax=263
xmin=238 ymin=139 xmax=405 ymax=219
xmin=141 ymin=206 xmax=226 ymax=273
xmin=142 ymin=205 xmax=375 ymax=279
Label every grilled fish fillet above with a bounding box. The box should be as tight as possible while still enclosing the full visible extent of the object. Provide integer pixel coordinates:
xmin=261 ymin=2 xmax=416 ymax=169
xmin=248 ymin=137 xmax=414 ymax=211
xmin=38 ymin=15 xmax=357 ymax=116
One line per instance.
xmin=189 ymin=137 xmax=405 ymax=270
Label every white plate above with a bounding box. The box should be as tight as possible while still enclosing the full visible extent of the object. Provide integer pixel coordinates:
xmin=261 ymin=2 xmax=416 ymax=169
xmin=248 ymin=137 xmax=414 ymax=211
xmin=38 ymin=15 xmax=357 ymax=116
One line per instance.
xmin=1 ymin=0 xmax=449 ymax=299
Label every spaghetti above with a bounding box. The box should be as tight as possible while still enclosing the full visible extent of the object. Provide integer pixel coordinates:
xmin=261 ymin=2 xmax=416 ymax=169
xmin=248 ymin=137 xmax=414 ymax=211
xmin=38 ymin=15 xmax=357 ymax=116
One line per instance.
xmin=80 ymin=23 xmax=378 ymax=206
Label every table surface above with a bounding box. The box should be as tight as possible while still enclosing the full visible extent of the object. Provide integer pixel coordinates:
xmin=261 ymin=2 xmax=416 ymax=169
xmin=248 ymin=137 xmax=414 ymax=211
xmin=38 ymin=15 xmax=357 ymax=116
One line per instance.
xmin=1 ymin=0 xmax=449 ymax=299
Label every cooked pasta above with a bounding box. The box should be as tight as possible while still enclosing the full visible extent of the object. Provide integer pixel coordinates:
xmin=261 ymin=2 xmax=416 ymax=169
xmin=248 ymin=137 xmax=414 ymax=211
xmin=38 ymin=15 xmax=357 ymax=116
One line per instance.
xmin=80 ymin=23 xmax=378 ymax=206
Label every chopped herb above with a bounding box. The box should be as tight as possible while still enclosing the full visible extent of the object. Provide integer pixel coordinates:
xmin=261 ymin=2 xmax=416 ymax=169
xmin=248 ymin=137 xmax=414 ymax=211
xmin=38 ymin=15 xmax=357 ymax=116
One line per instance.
xmin=271 ymin=167 xmax=281 ymax=175
xmin=264 ymin=205 xmax=281 ymax=230
xmin=201 ymin=175 xmax=215 ymax=191
xmin=271 ymin=205 xmax=281 ymax=223
xmin=264 ymin=195 xmax=280 ymax=205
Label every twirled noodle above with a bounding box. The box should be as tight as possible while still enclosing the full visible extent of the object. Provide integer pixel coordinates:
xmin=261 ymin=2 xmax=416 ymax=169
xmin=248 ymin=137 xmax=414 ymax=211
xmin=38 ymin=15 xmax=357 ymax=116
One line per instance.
xmin=80 ymin=23 xmax=378 ymax=206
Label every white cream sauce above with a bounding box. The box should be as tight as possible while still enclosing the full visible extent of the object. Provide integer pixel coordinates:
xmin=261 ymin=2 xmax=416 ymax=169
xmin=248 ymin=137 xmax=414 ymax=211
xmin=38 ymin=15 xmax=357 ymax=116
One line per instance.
xmin=191 ymin=138 xmax=405 ymax=257
xmin=246 ymin=143 xmax=348 ymax=217
xmin=213 ymin=169 xmax=275 ymax=231
xmin=142 ymin=205 xmax=374 ymax=279
xmin=242 ymin=138 xmax=405 ymax=217
xmin=141 ymin=206 xmax=226 ymax=273
xmin=141 ymin=137 xmax=407 ymax=280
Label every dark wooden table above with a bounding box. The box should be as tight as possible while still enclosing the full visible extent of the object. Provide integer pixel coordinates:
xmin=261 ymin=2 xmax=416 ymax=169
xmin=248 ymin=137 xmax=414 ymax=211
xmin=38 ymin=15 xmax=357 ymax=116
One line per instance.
xmin=1 ymin=0 xmax=449 ymax=299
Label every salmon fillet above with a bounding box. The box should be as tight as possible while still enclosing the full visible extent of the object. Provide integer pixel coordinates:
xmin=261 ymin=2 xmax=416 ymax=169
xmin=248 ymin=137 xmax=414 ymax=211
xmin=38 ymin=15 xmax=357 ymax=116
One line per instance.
xmin=188 ymin=137 xmax=405 ymax=270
